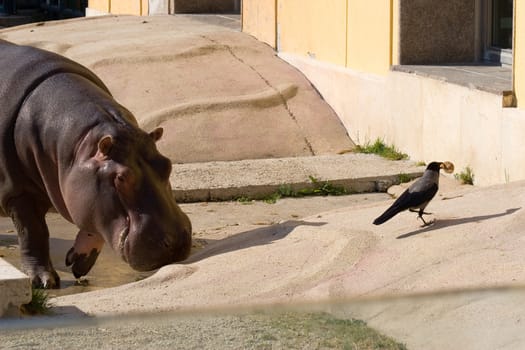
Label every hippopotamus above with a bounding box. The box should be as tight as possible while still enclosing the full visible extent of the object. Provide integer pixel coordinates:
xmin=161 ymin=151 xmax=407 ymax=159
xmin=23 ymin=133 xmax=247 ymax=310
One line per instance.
xmin=0 ymin=40 xmax=192 ymax=288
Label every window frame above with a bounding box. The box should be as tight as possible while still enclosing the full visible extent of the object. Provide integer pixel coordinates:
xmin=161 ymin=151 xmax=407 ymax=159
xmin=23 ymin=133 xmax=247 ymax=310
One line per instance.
xmin=482 ymin=0 xmax=513 ymax=66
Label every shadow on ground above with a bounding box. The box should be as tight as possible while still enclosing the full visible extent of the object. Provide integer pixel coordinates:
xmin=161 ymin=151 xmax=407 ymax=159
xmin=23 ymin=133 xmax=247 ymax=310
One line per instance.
xmin=186 ymin=220 xmax=327 ymax=263
xmin=397 ymin=207 xmax=521 ymax=239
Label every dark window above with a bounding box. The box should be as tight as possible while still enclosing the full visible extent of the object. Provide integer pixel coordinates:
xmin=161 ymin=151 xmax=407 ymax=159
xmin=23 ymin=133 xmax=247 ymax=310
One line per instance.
xmin=491 ymin=0 xmax=514 ymax=49
xmin=483 ymin=0 xmax=513 ymax=65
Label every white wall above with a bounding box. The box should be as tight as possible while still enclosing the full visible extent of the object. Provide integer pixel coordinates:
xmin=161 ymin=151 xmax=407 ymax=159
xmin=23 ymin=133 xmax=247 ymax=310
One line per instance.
xmin=149 ymin=0 xmax=170 ymax=14
xmin=280 ymin=52 xmax=525 ymax=186
xmin=85 ymin=7 xmax=109 ymax=16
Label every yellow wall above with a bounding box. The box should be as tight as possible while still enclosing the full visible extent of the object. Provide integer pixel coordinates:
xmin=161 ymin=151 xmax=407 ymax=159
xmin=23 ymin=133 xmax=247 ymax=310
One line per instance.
xmin=277 ymin=0 xmax=347 ymax=66
xmin=242 ymin=0 xmax=394 ymax=74
xmin=346 ymin=0 xmax=392 ymax=75
xmin=242 ymin=0 xmax=277 ymax=48
xmin=391 ymin=0 xmax=399 ymax=66
xmin=88 ymin=0 xmax=110 ymax=13
xmin=110 ymin=0 xmax=146 ymax=15
xmin=88 ymin=0 xmax=146 ymax=15
xmin=515 ymin=0 xmax=525 ymax=109
xmin=143 ymin=0 xmax=148 ymax=16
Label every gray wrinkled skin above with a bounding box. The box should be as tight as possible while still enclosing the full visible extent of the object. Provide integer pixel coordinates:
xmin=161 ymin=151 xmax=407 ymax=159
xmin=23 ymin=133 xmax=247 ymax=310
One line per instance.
xmin=0 ymin=40 xmax=192 ymax=288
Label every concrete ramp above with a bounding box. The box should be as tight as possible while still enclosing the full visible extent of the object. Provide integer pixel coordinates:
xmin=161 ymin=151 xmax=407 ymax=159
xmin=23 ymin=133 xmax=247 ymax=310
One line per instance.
xmin=0 ymin=15 xmax=354 ymax=164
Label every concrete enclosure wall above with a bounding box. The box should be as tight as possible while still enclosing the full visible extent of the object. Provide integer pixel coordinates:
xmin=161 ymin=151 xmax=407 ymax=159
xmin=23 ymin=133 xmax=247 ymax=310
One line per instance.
xmin=347 ymin=0 xmax=393 ymax=75
xmin=277 ymin=0 xmax=347 ymax=66
xmin=87 ymin=0 xmax=240 ymax=15
xmin=112 ymin=0 xmax=147 ymax=15
xmin=242 ymin=0 xmax=525 ymax=185
xmin=515 ymin=1 xmax=525 ymax=107
xmin=281 ymin=53 xmax=525 ymax=186
xmin=149 ymin=0 xmax=170 ymax=14
xmin=88 ymin=0 xmax=147 ymax=15
xmin=272 ymin=0 xmax=394 ymax=75
xmin=87 ymin=0 xmax=110 ymax=13
xmin=242 ymin=0 xmax=277 ymax=48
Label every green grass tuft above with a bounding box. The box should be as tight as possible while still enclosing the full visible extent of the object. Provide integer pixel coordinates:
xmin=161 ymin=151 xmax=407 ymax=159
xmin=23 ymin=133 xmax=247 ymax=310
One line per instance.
xmin=398 ymin=173 xmax=412 ymax=184
xmin=355 ymin=138 xmax=408 ymax=160
xmin=299 ymin=176 xmax=347 ymax=196
xmin=455 ymin=166 xmax=474 ymax=185
xmin=236 ymin=196 xmax=254 ymax=205
xmin=261 ymin=176 xmax=347 ymax=204
xmin=20 ymin=288 xmax=52 ymax=315
xmin=263 ymin=192 xmax=281 ymax=204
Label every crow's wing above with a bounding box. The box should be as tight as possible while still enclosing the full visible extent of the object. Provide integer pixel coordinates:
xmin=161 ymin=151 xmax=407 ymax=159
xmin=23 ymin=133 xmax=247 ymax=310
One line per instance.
xmin=373 ymin=182 xmax=438 ymax=225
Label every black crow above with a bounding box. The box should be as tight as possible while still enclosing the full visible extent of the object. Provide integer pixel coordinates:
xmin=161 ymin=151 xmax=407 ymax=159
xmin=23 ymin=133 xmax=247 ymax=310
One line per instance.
xmin=373 ymin=161 xmax=454 ymax=226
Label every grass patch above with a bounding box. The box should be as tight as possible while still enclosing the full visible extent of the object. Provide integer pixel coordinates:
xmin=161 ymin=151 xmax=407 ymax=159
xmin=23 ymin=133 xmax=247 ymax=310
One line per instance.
xmin=263 ymin=192 xmax=282 ymax=204
xmin=248 ymin=312 xmax=407 ymax=349
xmin=236 ymin=196 xmax=254 ymax=205
xmin=398 ymin=173 xmax=412 ymax=184
xmin=455 ymin=166 xmax=474 ymax=185
xmin=20 ymin=288 xmax=52 ymax=315
xmin=355 ymin=138 xmax=408 ymax=160
xmin=262 ymin=176 xmax=347 ymax=204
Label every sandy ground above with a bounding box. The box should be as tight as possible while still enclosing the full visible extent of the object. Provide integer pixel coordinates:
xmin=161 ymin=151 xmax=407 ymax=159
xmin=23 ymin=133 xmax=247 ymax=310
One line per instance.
xmin=49 ymin=176 xmax=525 ymax=350
xmin=2 ymin=15 xmax=525 ymax=350
xmin=5 ymin=176 xmax=525 ymax=349
xmin=53 ymin=175 xmax=520 ymax=317
xmin=0 ymin=193 xmax=390 ymax=297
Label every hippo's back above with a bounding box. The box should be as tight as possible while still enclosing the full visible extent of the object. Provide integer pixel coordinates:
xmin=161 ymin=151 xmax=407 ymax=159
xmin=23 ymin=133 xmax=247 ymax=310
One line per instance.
xmin=0 ymin=40 xmax=110 ymax=214
xmin=0 ymin=40 xmax=109 ymax=121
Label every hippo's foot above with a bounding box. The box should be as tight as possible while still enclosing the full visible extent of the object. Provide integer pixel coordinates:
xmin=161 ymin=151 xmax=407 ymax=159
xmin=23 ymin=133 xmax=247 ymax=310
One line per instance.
xmin=7 ymin=195 xmax=60 ymax=289
xmin=66 ymin=247 xmax=101 ymax=278
xmin=65 ymin=230 xmax=104 ymax=278
xmin=24 ymin=265 xmax=61 ymax=289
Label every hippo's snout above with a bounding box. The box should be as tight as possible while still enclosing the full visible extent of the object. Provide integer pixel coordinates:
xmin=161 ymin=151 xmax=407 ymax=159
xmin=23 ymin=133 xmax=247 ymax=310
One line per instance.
xmin=121 ymin=211 xmax=192 ymax=271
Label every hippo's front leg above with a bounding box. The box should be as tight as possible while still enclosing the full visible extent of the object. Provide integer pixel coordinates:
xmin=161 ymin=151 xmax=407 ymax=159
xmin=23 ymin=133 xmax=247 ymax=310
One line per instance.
xmin=8 ymin=196 xmax=60 ymax=289
xmin=66 ymin=230 xmax=104 ymax=278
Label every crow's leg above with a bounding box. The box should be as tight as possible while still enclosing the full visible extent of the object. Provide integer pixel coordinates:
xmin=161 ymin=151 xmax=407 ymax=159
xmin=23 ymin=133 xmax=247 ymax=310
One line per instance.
xmin=417 ymin=209 xmax=435 ymax=227
xmin=410 ymin=208 xmax=433 ymax=215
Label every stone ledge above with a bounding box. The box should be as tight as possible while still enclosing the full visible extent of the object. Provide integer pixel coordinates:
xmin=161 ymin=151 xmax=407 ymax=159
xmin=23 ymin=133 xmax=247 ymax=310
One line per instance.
xmin=392 ymin=64 xmax=512 ymax=96
xmin=170 ymin=154 xmax=425 ymax=203
xmin=0 ymin=258 xmax=31 ymax=318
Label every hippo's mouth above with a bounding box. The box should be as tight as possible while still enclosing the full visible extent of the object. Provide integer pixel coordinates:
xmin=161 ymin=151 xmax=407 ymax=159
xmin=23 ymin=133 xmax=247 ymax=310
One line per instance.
xmin=117 ymin=217 xmax=130 ymax=262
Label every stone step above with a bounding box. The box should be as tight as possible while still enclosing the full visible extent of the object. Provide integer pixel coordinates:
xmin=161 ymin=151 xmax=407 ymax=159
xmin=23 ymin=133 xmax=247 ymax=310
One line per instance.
xmin=170 ymin=154 xmax=425 ymax=203
xmin=0 ymin=258 xmax=31 ymax=318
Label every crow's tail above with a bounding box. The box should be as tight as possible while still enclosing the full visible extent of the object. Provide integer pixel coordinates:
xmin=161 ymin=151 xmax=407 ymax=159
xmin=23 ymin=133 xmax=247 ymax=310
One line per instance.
xmin=373 ymin=205 xmax=402 ymax=225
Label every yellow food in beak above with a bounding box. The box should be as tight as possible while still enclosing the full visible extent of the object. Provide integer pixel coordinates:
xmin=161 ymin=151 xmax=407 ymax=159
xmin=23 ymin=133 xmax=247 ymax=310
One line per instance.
xmin=441 ymin=161 xmax=455 ymax=174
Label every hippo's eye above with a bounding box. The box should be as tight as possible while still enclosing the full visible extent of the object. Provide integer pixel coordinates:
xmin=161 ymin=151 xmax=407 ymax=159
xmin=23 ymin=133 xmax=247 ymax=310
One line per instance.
xmin=116 ymin=174 xmax=125 ymax=183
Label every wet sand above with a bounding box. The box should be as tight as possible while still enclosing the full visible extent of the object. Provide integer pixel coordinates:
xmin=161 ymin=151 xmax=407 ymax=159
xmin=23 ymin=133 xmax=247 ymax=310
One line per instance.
xmin=0 ymin=213 xmax=152 ymax=297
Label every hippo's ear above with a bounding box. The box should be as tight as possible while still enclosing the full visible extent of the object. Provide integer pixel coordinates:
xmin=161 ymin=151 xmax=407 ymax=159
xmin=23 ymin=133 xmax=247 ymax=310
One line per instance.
xmin=98 ymin=135 xmax=113 ymax=156
xmin=149 ymin=127 xmax=163 ymax=142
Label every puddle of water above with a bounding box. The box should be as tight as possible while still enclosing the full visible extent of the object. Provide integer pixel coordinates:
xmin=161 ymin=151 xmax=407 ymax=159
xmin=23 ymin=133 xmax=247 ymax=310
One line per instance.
xmin=0 ymin=213 xmax=153 ymax=297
